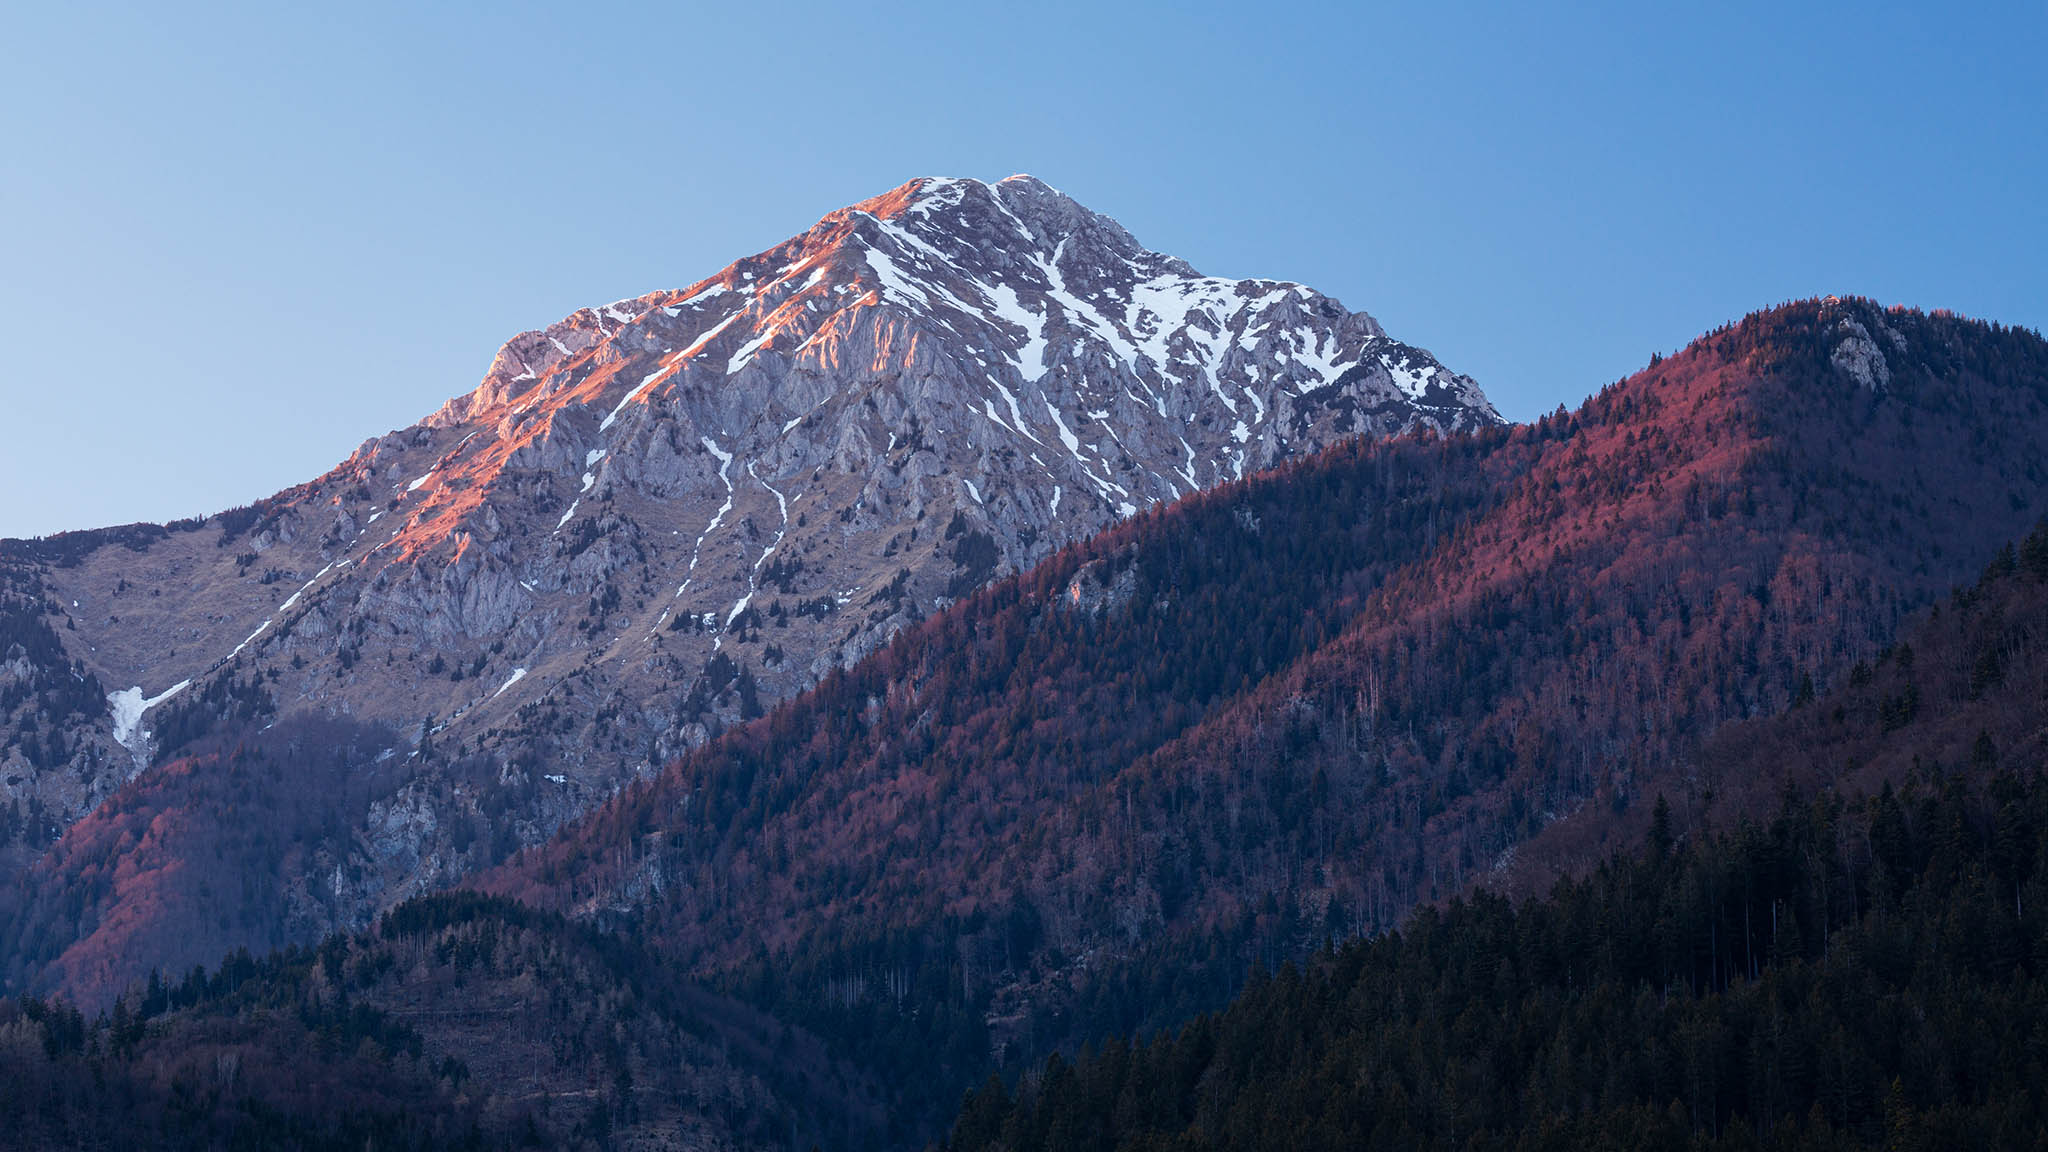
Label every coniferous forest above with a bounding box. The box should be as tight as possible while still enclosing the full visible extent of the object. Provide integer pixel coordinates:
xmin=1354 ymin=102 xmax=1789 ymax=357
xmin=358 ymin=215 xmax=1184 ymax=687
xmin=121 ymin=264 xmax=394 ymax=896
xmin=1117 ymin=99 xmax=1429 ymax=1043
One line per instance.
xmin=951 ymin=773 xmax=2048 ymax=1151
xmin=947 ymin=521 xmax=2048 ymax=1151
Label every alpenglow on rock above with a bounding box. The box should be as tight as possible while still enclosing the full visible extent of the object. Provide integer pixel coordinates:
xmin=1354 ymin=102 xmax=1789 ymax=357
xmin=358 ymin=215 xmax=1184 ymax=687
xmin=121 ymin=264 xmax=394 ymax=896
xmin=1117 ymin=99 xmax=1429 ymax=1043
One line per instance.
xmin=4 ymin=175 xmax=1499 ymax=935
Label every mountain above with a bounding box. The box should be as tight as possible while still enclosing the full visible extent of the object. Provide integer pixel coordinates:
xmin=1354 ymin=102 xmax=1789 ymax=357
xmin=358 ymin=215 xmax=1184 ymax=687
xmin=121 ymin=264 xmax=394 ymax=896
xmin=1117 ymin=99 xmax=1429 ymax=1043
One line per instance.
xmin=0 ymin=176 xmax=1498 ymax=1004
xmin=13 ymin=405 xmax=2048 ymax=1152
xmin=1036 ymin=296 xmax=2048 ymax=924
xmin=478 ymin=298 xmax=2048 ymax=1123
xmin=946 ymin=532 xmax=2048 ymax=1151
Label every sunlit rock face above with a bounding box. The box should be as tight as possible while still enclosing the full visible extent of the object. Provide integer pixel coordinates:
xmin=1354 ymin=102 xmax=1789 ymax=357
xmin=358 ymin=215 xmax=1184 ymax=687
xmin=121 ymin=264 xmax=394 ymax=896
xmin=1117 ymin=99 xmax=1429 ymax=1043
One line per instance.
xmin=3 ymin=175 xmax=1498 ymax=931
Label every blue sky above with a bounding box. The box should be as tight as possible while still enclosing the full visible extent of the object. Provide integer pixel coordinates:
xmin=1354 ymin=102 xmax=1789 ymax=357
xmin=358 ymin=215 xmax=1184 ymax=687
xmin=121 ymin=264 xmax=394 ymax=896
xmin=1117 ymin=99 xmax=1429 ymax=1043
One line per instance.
xmin=3 ymin=1 xmax=2042 ymax=538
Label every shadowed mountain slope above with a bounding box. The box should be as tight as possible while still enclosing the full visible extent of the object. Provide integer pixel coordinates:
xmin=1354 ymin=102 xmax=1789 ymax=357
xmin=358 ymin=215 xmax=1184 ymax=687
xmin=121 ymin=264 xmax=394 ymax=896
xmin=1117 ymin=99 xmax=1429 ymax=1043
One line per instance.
xmin=944 ymin=519 xmax=2048 ymax=1152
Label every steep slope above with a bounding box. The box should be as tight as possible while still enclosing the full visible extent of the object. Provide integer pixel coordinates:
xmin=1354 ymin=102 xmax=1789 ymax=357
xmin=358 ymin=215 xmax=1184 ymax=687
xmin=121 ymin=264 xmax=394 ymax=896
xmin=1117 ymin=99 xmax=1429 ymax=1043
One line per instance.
xmin=4 ymin=715 xmax=411 ymax=1004
xmin=946 ymin=523 xmax=2048 ymax=1152
xmin=484 ymin=299 xmax=2048 ymax=1117
xmin=1510 ymin=516 xmax=2048 ymax=889
xmin=1062 ymin=297 xmax=2048 ymax=925
xmin=0 ymin=176 xmax=1497 ymax=999
xmin=0 ymin=552 xmax=112 ymax=868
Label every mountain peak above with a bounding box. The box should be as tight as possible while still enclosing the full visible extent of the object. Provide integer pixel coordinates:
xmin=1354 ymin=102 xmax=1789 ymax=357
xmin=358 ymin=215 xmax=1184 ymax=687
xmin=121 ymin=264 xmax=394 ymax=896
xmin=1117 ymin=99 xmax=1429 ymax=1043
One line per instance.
xmin=831 ymin=174 xmax=1182 ymax=281
xmin=432 ymin=174 xmax=1488 ymax=446
xmin=5 ymin=178 xmax=1501 ymax=999
xmin=387 ymin=174 xmax=1497 ymax=590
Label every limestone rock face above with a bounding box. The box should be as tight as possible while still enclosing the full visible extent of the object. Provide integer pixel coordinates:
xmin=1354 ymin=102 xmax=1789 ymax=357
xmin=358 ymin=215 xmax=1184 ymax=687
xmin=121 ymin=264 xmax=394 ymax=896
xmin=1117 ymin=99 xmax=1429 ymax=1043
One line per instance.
xmin=1 ymin=176 xmax=1500 ymax=939
xmin=1819 ymin=295 xmax=1911 ymax=394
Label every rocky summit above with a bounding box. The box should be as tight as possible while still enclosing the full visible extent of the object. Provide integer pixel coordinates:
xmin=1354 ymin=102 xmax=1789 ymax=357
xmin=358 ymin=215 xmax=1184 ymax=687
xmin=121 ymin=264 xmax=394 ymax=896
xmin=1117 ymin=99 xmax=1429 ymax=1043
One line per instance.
xmin=0 ymin=175 xmax=1498 ymax=940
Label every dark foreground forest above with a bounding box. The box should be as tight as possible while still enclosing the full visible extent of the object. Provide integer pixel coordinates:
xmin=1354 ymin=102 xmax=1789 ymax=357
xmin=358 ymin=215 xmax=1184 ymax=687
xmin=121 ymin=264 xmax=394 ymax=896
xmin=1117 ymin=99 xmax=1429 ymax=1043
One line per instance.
xmin=951 ymin=767 xmax=2048 ymax=1151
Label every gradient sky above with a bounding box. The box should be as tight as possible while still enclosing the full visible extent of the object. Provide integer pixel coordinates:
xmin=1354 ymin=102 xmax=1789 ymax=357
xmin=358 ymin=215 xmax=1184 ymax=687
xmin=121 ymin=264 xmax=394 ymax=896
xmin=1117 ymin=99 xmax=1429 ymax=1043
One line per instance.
xmin=3 ymin=2 xmax=2043 ymax=538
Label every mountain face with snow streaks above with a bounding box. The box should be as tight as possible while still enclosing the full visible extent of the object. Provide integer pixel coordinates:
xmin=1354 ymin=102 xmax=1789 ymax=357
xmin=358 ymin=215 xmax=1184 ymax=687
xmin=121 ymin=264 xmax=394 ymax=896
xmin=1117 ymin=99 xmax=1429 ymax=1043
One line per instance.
xmin=0 ymin=176 xmax=1497 ymax=999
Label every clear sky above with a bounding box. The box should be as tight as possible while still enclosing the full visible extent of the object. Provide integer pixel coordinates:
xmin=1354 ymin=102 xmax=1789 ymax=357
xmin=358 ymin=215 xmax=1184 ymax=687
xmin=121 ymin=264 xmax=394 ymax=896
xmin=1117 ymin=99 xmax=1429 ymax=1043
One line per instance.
xmin=3 ymin=2 xmax=2042 ymax=538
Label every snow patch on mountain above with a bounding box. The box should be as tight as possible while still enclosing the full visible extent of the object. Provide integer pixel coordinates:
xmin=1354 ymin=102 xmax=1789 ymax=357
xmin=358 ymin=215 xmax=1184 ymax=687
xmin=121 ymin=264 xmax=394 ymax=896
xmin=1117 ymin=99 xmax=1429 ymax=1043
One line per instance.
xmin=108 ymin=679 xmax=192 ymax=754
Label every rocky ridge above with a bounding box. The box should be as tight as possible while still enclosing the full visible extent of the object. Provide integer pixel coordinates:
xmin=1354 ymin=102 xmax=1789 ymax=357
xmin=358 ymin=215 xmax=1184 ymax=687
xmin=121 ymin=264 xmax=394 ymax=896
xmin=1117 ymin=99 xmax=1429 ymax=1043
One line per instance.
xmin=0 ymin=176 xmax=1498 ymax=971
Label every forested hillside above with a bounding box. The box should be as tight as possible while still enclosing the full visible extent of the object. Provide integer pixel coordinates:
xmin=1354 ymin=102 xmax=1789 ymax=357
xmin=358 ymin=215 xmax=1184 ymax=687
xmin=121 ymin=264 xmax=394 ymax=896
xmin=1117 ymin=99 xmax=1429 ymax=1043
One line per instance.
xmin=1 ymin=892 xmax=884 ymax=1150
xmin=2 ymin=713 xmax=411 ymax=1008
xmin=947 ymin=525 xmax=2048 ymax=1151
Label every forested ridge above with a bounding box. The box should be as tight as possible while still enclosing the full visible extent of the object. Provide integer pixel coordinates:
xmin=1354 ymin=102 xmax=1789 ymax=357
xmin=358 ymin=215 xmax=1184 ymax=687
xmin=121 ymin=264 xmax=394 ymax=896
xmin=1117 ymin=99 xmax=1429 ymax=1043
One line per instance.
xmin=948 ymin=529 xmax=2048 ymax=1151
